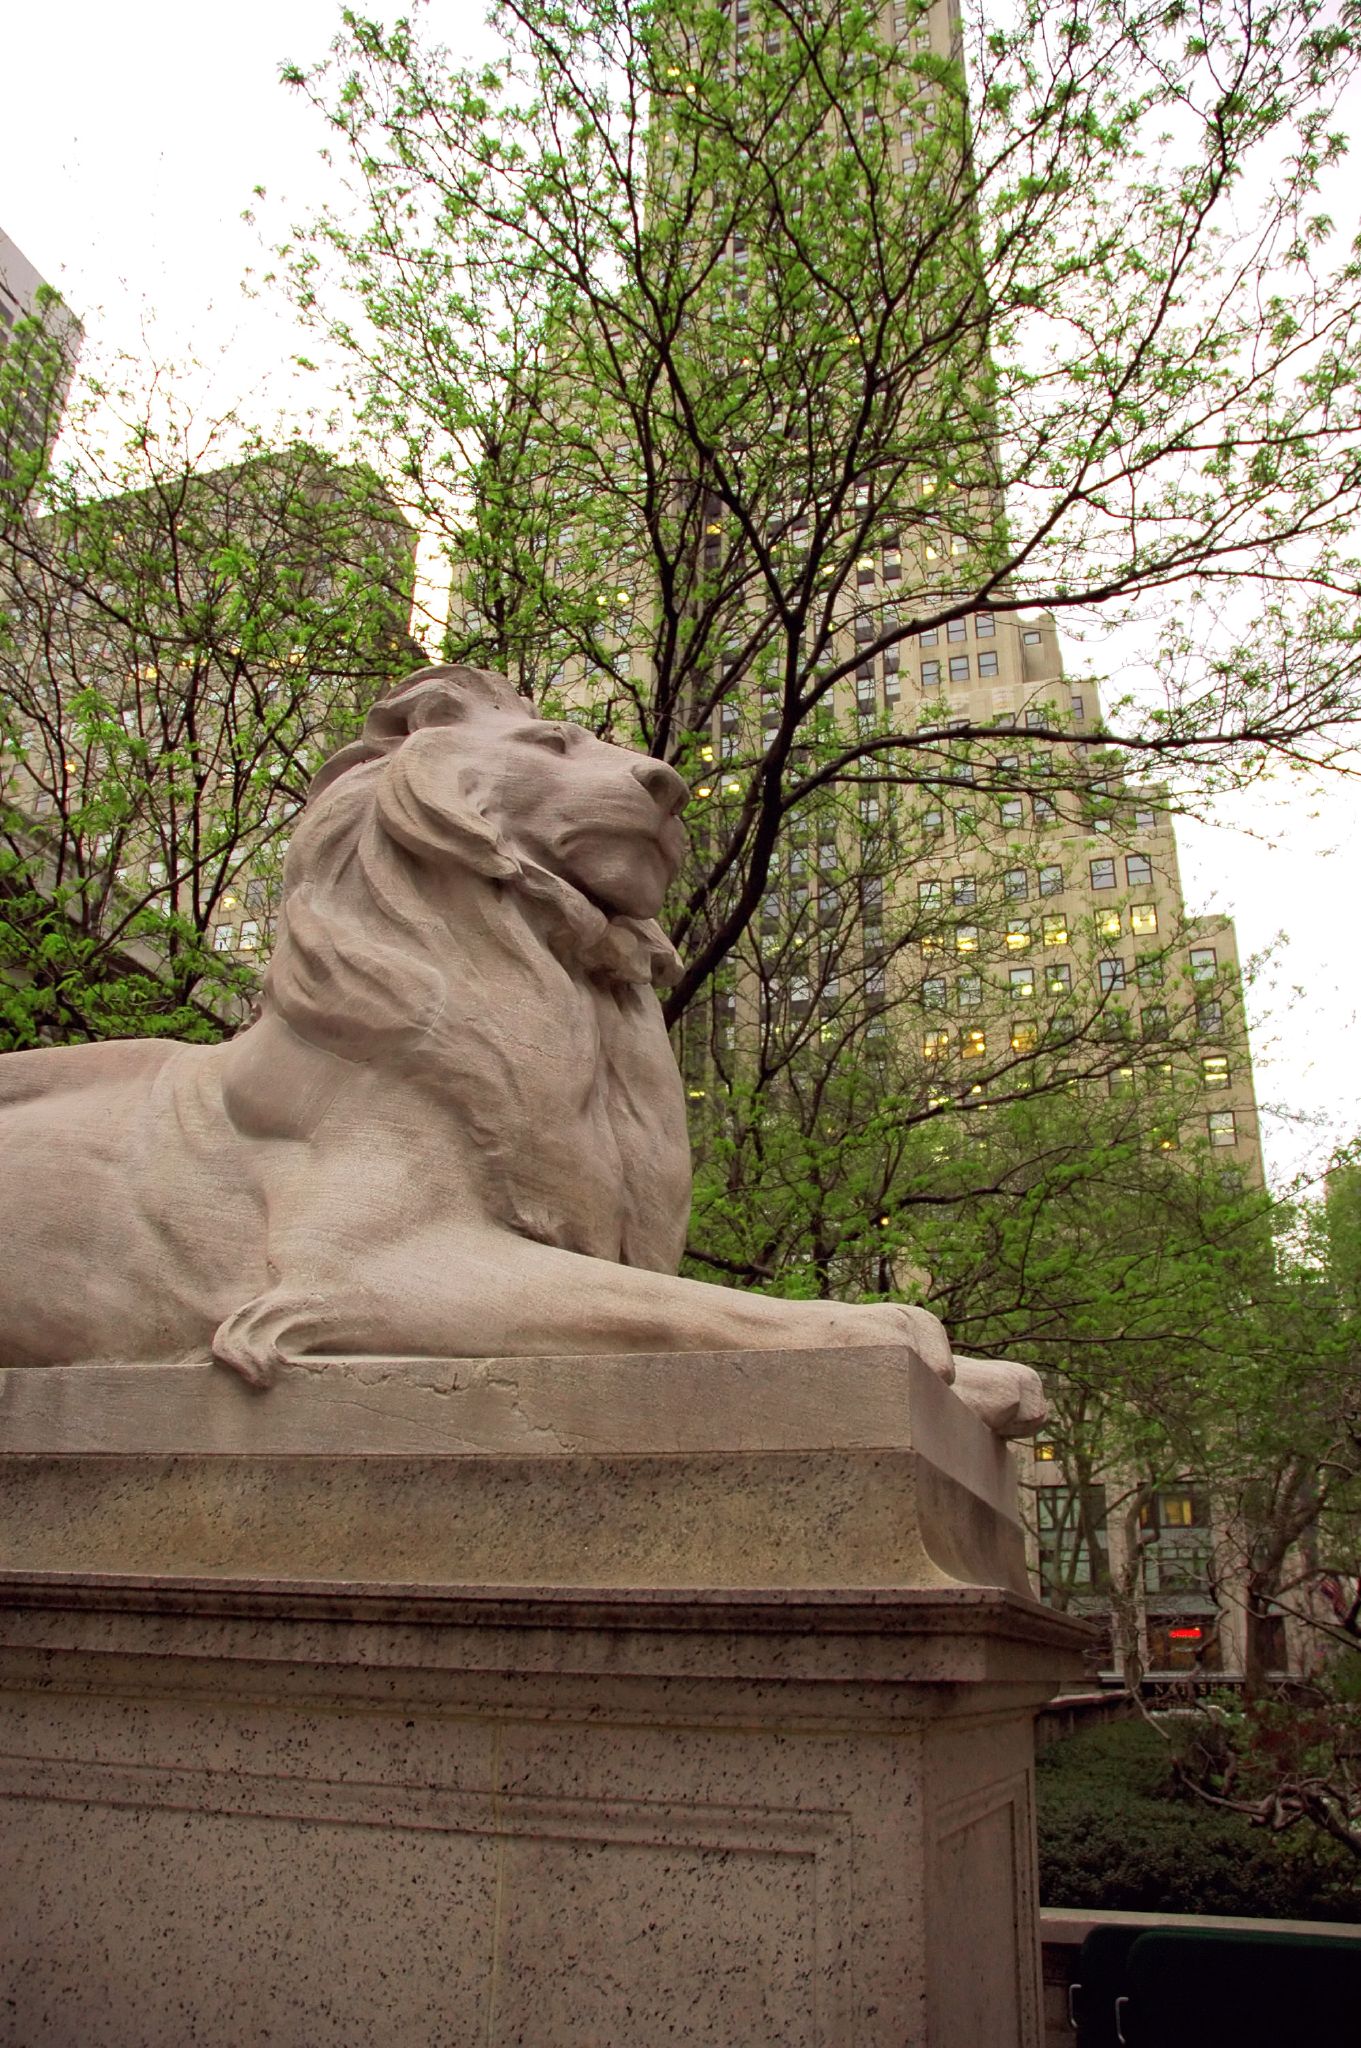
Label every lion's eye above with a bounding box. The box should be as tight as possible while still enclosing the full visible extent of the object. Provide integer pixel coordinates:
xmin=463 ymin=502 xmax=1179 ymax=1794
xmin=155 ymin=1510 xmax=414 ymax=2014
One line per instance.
xmin=518 ymin=725 xmax=570 ymax=753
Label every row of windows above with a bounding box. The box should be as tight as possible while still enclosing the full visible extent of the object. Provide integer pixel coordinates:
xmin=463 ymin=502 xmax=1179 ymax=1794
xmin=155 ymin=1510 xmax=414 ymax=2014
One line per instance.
xmin=212 ymin=922 xmax=265 ymax=953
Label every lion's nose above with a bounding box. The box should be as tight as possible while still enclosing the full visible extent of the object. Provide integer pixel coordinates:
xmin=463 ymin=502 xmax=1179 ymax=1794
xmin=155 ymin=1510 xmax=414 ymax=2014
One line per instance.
xmin=633 ymin=757 xmax=688 ymax=815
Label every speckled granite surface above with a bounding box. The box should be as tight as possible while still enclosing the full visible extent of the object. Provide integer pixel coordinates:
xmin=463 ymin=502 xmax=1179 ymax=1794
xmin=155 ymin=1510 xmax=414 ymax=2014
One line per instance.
xmin=0 ymin=1348 xmax=1089 ymax=2046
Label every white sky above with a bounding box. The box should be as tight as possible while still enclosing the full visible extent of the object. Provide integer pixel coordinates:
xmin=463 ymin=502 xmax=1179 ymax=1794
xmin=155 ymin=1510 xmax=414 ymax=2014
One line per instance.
xmin=3 ymin=0 xmax=1359 ymax=1192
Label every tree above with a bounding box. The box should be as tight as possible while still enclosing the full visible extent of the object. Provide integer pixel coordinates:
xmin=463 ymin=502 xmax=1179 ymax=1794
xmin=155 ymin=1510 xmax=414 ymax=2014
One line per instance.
xmin=0 ymin=336 xmax=418 ymax=1046
xmin=274 ymin=0 xmax=1361 ymax=1032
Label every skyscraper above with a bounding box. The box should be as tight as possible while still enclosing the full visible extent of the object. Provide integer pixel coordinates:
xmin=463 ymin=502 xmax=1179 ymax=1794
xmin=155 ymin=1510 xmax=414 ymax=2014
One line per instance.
xmin=0 ymin=226 xmax=82 ymax=475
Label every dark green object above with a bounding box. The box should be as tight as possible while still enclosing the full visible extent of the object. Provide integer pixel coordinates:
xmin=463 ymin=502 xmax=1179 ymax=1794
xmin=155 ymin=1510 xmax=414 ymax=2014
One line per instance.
xmin=1069 ymin=1924 xmax=1148 ymax=2046
xmin=1115 ymin=1927 xmax=1361 ymax=2047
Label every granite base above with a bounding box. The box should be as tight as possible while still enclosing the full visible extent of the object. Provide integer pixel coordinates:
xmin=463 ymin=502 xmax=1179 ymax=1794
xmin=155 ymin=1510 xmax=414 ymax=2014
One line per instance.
xmin=0 ymin=1348 xmax=1089 ymax=2046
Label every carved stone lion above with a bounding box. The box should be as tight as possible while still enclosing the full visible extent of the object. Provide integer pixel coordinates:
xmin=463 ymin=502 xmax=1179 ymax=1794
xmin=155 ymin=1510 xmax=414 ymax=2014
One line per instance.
xmin=0 ymin=666 xmax=1043 ymax=1435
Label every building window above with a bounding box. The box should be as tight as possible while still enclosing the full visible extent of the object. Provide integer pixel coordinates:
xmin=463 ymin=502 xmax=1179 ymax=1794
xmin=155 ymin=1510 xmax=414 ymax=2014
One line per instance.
xmin=1108 ymin=1066 xmax=1135 ymax=1095
xmin=1089 ymin=857 xmax=1116 ymax=890
xmin=978 ymin=651 xmax=999 ymax=676
xmin=921 ymin=933 xmax=943 ymax=957
xmin=922 ymin=660 xmax=941 ymax=687
xmin=1134 ymin=806 xmax=1157 ymax=832
xmin=975 ymin=611 xmax=995 ymax=637
xmin=955 ymin=925 xmax=979 ymax=954
xmin=923 ymin=807 xmax=944 ymax=837
xmin=213 ymin=925 xmax=235 ymax=952
xmin=1097 ymin=909 xmax=1122 ymax=938
xmin=1126 ymin=853 xmax=1153 ymax=888
xmin=1047 ymin=962 xmax=1072 ymax=994
xmin=947 ymin=619 xmax=967 ymax=642
xmin=922 ymin=977 xmax=947 ymax=1009
xmin=239 ymin=920 xmax=260 ymax=951
xmin=923 ymin=1029 xmax=950 ymax=1059
xmin=1098 ymin=958 xmax=1127 ymax=992
xmin=1023 ymin=629 xmax=1042 ymax=644
xmin=1208 ymin=1109 xmax=1238 ymax=1147
xmin=1197 ymin=998 xmax=1224 ymax=1036
xmin=918 ymin=879 xmax=942 ymax=907
xmin=1033 ymin=794 xmax=1056 ymax=822
xmin=1026 ymin=710 xmax=1047 ymax=732
xmin=1142 ymin=1004 xmax=1169 ymax=1039
xmin=1011 ymin=1021 xmax=1038 ymax=1053
xmin=952 ymin=875 xmax=977 ymax=907
xmin=1202 ymin=1054 xmax=1230 ymax=1089
xmin=1000 ymin=797 xmax=1024 ymax=828
xmin=957 ymin=973 xmax=983 ymax=1009
xmin=1130 ymin=904 xmax=1158 ymax=936
xmin=962 ymin=1028 xmax=987 ymax=1059
xmin=1043 ymin=915 xmax=1068 ymax=947
xmin=1005 ymin=917 xmax=1032 ymax=951
xmin=883 ymin=547 xmax=901 ymax=581
xmin=1010 ymin=965 xmax=1035 ymax=999
xmin=1003 ymin=867 xmax=1028 ymax=900
xmin=860 ymin=793 xmax=880 ymax=826
xmin=1070 ymin=694 xmax=1085 ymax=718
xmin=1190 ymin=945 xmax=1218 ymax=981
xmin=1038 ymin=864 xmax=1063 ymax=897
xmin=948 ymin=655 xmax=970 ymax=681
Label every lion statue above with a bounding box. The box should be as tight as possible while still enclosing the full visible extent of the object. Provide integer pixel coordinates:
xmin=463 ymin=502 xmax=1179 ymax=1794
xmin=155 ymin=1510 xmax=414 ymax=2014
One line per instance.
xmin=0 ymin=665 xmax=1043 ymax=1436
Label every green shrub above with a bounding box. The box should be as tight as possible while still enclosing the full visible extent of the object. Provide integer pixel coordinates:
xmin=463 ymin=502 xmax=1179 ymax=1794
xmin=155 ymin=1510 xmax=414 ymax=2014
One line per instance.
xmin=1036 ymin=1717 xmax=1360 ymax=1922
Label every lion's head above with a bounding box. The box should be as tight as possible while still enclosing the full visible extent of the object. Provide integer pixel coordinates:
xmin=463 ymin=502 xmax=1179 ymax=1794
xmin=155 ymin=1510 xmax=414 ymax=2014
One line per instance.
xmin=311 ymin=666 xmax=688 ymax=921
xmin=257 ymin=667 xmax=690 ymax=1067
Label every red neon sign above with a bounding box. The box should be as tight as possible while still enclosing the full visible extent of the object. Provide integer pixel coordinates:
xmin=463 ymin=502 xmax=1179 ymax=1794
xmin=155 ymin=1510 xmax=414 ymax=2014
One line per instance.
xmin=1168 ymin=1627 xmax=1203 ymax=1641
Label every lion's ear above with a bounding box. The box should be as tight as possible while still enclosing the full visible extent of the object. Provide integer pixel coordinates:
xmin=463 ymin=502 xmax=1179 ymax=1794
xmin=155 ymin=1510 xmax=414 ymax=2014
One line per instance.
xmin=366 ymin=665 xmax=529 ymax=743
xmin=376 ymin=725 xmax=520 ymax=879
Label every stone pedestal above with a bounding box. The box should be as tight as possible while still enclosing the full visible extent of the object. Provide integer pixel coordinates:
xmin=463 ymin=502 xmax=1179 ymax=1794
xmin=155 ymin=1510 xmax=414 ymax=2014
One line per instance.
xmin=0 ymin=1348 xmax=1088 ymax=2046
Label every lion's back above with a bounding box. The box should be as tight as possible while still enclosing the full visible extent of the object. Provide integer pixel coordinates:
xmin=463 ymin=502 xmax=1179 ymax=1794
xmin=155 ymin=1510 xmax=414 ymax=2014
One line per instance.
xmin=0 ymin=1037 xmax=183 ymax=1111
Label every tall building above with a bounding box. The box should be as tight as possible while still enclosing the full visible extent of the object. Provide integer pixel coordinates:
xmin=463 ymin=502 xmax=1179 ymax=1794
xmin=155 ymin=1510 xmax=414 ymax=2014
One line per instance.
xmin=0 ymin=226 xmax=82 ymax=474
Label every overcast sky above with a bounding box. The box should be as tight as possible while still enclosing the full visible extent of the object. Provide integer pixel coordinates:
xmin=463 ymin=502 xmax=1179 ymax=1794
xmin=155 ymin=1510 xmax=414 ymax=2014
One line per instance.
xmin=4 ymin=0 xmax=1358 ymax=1192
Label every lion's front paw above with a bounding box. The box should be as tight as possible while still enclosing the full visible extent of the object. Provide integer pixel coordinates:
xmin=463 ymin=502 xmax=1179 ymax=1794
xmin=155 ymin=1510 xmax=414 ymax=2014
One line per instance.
xmin=948 ymin=1355 xmax=1047 ymax=1438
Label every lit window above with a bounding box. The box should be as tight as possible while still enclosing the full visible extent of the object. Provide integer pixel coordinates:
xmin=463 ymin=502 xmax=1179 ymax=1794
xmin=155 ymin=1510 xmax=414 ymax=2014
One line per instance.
xmin=1003 ymin=868 xmax=1028 ymax=900
xmin=1098 ymin=909 xmax=1122 ymax=938
xmin=978 ymin=651 xmax=999 ymax=677
xmin=962 ymin=1028 xmax=987 ymax=1059
xmin=947 ymin=619 xmax=967 ymax=642
xmin=1009 ymin=965 xmax=1035 ymax=999
xmin=1000 ymin=798 xmax=1024 ymax=827
xmin=857 ymin=555 xmax=875 ymax=583
xmin=952 ymin=875 xmax=977 ymax=907
xmin=922 ymin=977 xmax=947 ymax=1009
xmin=1005 ymin=918 xmax=1032 ymax=951
xmin=1202 ymin=1054 xmax=1230 ymax=1089
xmin=948 ymin=655 xmax=970 ymax=681
xmin=1033 ymin=1438 xmax=1056 ymax=1461
xmin=1126 ymin=853 xmax=1153 ymax=888
xmin=955 ymin=925 xmax=979 ymax=954
xmin=213 ymin=925 xmax=235 ymax=953
xmin=239 ymin=921 xmax=260 ymax=952
xmin=922 ymin=660 xmax=941 ymax=688
xmin=1011 ymin=1022 xmax=1037 ymax=1053
xmin=1090 ymin=857 xmax=1116 ymax=890
xmin=1038 ymin=864 xmax=1063 ymax=897
xmin=919 ymin=879 xmax=942 ymax=907
xmin=923 ymin=1028 xmax=950 ymax=1059
xmin=1190 ymin=945 xmax=1218 ymax=981
xmin=1043 ymin=915 xmax=1068 ymax=947
xmin=1047 ymin=963 xmax=1072 ymax=994
xmin=1098 ymin=958 xmax=1127 ymax=992
xmin=1108 ymin=1067 xmax=1134 ymax=1095
xmin=921 ymin=933 xmax=943 ymax=956
xmin=1131 ymin=904 xmax=1158 ymax=936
